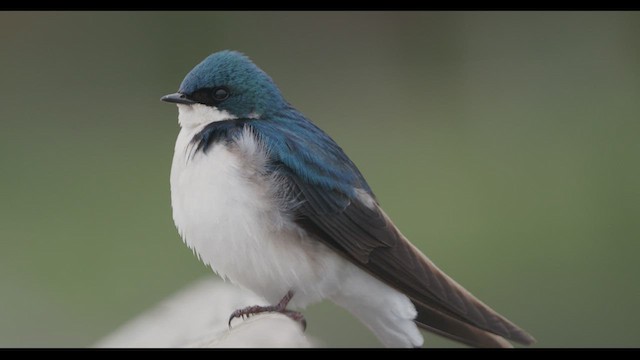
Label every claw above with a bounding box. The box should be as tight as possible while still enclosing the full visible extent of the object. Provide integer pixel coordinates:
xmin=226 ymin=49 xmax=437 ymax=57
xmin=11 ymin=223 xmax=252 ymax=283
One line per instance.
xmin=283 ymin=310 xmax=307 ymax=331
xmin=226 ymin=291 xmax=306 ymax=331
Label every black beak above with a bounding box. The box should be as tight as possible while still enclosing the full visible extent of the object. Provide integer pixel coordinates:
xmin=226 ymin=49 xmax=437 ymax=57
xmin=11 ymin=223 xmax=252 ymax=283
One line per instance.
xmin=161 ymin=92 xmax=196 ymax=105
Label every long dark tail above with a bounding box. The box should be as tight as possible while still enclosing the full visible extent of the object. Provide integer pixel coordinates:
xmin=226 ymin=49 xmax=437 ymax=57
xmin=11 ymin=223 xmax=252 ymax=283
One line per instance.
xmin=414 ymin=302 xmax=520 ymax=347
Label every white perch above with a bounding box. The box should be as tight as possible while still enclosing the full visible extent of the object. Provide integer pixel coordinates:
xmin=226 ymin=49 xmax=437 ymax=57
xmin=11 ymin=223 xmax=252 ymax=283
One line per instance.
xmin=95 ymin=278 xmax=314 ymax=348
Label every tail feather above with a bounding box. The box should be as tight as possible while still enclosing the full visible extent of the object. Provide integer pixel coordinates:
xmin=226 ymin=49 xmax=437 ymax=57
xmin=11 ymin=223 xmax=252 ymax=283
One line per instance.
xmin=414 ymin=301 xmax=515 ymax=348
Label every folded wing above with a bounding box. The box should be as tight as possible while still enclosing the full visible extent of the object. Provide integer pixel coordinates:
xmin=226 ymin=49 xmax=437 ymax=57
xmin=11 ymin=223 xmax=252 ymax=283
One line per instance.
xmin=283 ymin=170 xmax=535 ymax=347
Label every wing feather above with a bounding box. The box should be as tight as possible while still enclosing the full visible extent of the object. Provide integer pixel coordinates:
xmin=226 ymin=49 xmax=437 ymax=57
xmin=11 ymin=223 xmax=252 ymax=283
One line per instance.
xmin=252 ymin=114 xmax=535 ymax=347
xmin=283 ymin=167 xmax=535 ymax=346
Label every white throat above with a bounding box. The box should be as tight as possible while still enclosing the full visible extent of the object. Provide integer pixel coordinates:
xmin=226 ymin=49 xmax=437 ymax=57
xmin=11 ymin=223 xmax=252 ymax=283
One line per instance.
xmin=177 ymin=103 xmax=237 ymax=129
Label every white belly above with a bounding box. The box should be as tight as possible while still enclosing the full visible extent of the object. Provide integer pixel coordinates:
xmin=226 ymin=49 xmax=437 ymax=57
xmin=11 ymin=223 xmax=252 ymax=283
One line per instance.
xmin=170 ymin=125 xmax=346 ymax=307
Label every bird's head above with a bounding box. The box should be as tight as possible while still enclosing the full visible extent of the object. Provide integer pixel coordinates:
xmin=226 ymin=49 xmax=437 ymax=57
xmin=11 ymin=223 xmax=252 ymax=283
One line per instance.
xmin=162 ymin=50 xmax=286 ymax=127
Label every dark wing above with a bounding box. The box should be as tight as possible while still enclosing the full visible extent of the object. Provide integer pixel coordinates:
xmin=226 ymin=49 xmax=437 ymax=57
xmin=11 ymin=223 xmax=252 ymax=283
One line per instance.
xmin=252 ymin=114 xmax=534 ymax=347
xmin=275 ymin=165 xmax=535 ymax=347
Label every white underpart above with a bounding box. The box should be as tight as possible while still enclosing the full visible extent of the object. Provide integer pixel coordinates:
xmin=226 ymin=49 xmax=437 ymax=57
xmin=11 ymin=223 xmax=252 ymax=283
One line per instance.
xmin=170 ymin=103 xmax=423 ymax=347
xmin=178 ymin=103 xmax=237 ymax=128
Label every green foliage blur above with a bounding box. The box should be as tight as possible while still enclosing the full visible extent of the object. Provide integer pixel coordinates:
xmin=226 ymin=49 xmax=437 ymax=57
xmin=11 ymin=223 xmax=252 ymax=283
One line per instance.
xmin=1 ymin=12 xmax=639 ymax=347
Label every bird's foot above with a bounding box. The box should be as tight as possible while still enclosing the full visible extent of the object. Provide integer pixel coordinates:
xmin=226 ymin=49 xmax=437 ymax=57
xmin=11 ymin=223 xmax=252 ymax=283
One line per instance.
xmin=228 ymin=291 xmax=307 ymax=330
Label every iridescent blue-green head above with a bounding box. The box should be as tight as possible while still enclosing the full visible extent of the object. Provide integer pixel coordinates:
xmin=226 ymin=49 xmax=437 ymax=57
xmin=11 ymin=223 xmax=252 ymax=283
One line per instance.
xmin=161 ymin=50 xmax=286 ymax=119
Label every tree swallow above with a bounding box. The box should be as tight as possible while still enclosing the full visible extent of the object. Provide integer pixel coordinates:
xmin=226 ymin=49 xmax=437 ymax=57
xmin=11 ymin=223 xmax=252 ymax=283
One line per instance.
xmin=161 ymin=50 xmax=535 ymax=348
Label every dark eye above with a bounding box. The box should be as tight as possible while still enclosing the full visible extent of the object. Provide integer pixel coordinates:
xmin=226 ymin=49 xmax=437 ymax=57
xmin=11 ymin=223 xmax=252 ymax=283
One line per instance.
xmin=212 ymin=87 xmax=229 ymax=101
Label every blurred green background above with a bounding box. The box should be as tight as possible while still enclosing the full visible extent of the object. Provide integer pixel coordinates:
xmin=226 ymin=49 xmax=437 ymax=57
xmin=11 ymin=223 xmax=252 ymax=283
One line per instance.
xmin=1 ymin=11 xmax=639 ymax=348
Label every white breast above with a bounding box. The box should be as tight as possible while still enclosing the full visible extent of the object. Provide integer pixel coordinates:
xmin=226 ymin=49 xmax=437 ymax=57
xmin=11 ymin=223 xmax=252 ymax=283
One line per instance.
xmin=170 ymin=119 xmax=346 ymax=308
xmin=168 ymin=105 xmax=422 ymax=346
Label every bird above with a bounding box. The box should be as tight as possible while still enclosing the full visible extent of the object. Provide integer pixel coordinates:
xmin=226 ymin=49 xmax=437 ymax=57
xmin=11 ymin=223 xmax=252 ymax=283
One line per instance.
xmin=161 ymin=50 xmax=535 ymax=348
